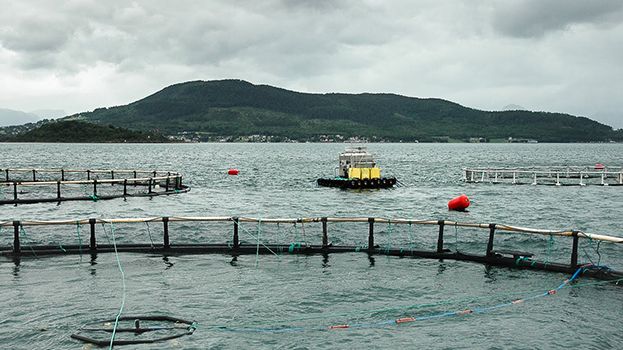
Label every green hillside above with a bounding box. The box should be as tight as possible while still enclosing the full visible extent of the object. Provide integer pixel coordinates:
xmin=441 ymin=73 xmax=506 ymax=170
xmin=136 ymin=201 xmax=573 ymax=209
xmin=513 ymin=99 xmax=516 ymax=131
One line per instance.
xmin=2 ymin=120 xmax=169 ymax=143
xmin=66 ymin=79 xmax=620 ymax=142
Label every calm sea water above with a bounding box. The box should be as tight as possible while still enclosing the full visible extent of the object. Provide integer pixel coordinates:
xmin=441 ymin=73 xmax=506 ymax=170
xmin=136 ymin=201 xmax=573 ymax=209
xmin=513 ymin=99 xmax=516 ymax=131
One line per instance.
xmin=1 ymin=143 xmax=622 ymax=349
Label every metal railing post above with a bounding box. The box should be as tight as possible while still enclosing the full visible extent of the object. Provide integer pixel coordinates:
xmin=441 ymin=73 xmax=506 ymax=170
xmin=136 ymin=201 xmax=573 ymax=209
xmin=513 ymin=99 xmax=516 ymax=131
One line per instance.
xmin=89 ymin=218 xmax=97 ymax=251
xmin=13 ymin=221 xmax=21 ymax=255
xmin=163 ymin=217 xmax=170 ymax=249
xmin=486 ymin=224 xmax=496 ymax=257
xmin=437 ymin=220 xmax=445 ymax=253
xmin=368 ymin=218 xmax=375 ymax=251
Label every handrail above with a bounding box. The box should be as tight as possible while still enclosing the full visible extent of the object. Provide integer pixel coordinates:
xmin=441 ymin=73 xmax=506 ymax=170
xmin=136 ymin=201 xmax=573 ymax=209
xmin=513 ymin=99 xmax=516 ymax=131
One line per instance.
xmin=0 ymin=175 xmax=180 ymax=186
xmin=1 ymin=216 xmax=621 ymax=243
xmin=0 ymin=168 xmax=179 ymax=175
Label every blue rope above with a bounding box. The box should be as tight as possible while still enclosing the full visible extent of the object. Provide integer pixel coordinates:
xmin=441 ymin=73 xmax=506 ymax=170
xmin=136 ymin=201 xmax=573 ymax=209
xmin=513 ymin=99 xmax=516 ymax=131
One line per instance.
xmin=237 ymin=221 xmax=281 ymax=259
xmin=108 ymin=222 xmax=127 ymax=350
xmin=213 ymin=266 xmax=592 ymax=334
xmin=19 ymin=225 xmax=38 ymax=258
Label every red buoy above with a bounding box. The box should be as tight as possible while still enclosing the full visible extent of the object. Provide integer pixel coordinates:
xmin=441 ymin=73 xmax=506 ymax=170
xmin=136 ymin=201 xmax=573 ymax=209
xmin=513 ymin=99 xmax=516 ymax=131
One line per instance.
xmin=448 ymin=194 xmax=470 ymax=211
xmin=227 ymin=168 xmax=239 ymax=175
xmin=595 ymin=163 xmax=605 ymax=170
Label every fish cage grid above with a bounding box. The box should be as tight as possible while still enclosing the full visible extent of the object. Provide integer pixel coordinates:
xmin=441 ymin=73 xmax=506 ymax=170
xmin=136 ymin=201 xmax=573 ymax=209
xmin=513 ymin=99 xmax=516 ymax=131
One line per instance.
xmin=1 ymin=216 xmax=622 ymax=281
xmin=464 ymin=167 xmax=623 ymax=186
xmin=0 ymin=168 xmax=189 ymax=205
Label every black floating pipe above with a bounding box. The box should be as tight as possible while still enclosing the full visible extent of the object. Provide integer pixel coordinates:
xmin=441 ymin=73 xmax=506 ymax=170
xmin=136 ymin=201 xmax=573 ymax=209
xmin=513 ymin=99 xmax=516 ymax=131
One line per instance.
xmin=322 ymin=217 xmax=328 ymax=248
xmin=163 ymin=217 xmax=170 ymax=249
xmin=13 ymin=221 xmax=20 ymax=255
xmin=571 ymin=230 xmax=579 ymax=269
xmin=486 ymin=224 xmax=496 ymax=257
xmin=437 ymin=220 xmax=445 ymax=253
xmin=233 ymin=217 xmax=239 ymax=249
xmin=89 ymin=218 xmax=97 ymax=251
xmin=368 ymin=218 xmax=374 ymax=251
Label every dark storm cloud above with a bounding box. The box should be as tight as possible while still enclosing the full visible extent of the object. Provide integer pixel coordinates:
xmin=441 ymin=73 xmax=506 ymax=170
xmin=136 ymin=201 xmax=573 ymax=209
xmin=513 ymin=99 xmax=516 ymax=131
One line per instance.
xmin=492 ymin=0 xmax=623 ymax=38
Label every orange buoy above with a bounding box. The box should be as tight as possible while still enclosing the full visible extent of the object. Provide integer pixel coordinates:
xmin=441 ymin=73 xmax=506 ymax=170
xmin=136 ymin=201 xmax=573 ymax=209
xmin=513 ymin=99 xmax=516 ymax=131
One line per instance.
xmin=595 ymin=163 xmax=605 ymax=170
xmin=227 ymin=168 xmax=239 ymax=175
xmin=448 ymin=194 xmax=470 ymax=211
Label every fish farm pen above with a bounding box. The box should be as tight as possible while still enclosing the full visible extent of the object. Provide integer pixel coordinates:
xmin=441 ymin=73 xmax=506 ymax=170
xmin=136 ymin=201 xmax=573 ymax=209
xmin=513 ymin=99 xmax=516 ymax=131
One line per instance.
xmin=464 ymin=166 xmax=623 ymax=186
xmin=1 ymin=216 xmax=621 ymax=281
xmin=0 ymin=168 xmax=189 ymax=205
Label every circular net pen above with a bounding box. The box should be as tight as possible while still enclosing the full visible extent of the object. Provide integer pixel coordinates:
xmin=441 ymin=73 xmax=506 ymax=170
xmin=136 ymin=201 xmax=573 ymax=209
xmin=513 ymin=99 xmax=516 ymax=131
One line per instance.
xmin=1 ymin=216 xmax=622 ymax=281
xmin=71 ymin=316 xmax=197 ymax=346
xmin=0 ymin=168 xmax=189 ymax=205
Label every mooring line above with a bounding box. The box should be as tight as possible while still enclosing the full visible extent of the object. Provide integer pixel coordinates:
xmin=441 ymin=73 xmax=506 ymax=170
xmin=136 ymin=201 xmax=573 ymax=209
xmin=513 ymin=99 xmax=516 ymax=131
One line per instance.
xmin=210 ymin=264 xmax=618 ymax=334
xmin=108 ymin=222 xmax=127 ymax=350
xmin=236 ymin=221 xmax=281 ymax=259
xmin=144 ymin=221 xmax=155 ymax=249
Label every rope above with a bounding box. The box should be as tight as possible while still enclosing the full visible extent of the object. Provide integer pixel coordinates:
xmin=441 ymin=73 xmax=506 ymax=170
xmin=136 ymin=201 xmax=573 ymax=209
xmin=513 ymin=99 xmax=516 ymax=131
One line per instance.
xmin=209 ymin=265 xmax=596 ymax=333
xmin=100 ymin=223 xmax=112 ymax=245
xmin=144 ymin=222 xmax=155 ymax=249
xmin=236 ymin=223 xmax=281 ymax=259
xmin=108 ymin=222 xmax=127 ymax=350
xmin=291 ymin=223 xmax=303 ymax=252
xmin=384 ymin=220 xmax=393 ymax=254
xmin=582 ymin=236 xmax=602 ymax=267
xmin=19 ymin=225 xmax=38 ymax=258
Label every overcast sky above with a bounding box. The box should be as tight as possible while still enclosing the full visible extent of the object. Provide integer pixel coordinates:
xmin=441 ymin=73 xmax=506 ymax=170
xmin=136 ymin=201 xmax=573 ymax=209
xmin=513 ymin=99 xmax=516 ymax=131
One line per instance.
xmin=1 ymin=0 xmax=622 ymax=128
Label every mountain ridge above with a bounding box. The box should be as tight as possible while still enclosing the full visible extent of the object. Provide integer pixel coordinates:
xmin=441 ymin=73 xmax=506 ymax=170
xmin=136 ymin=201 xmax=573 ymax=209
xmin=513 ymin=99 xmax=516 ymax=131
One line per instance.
xmin=55 ymin=79 xmax=622 ymax=142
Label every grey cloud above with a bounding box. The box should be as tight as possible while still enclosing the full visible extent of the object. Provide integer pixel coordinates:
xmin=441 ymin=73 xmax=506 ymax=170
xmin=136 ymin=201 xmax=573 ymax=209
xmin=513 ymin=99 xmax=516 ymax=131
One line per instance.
xmin=492 ymin=0 xmax=623 ymax=38
xmin=0 ymin=17 xmax=72 ymax=53
xmin=0 ymin=0 xmax=621 ymax=128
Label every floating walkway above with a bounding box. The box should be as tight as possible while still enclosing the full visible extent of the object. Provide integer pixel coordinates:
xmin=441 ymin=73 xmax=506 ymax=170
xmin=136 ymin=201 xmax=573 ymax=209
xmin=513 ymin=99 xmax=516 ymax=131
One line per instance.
xmin=464 ymin=166 xmax=623 ymax=186
xmin=1 ymin=216 xmax=622 ymax=281
xmin=0 ymin=168 xmax=189 ymax=205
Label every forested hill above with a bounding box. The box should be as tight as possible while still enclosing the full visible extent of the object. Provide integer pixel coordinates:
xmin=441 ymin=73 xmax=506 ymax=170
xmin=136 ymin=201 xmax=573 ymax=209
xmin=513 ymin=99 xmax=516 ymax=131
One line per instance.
xmin=66 ymin=79 xmax=621 ymax=142
xmin=1 ymin=120 xmax=169 ymax=143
